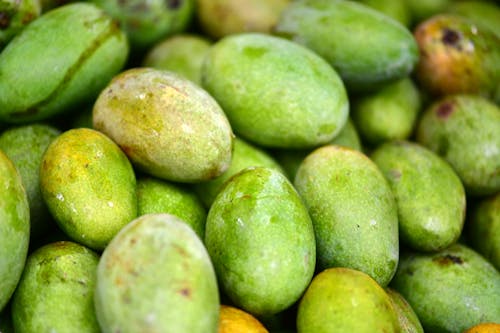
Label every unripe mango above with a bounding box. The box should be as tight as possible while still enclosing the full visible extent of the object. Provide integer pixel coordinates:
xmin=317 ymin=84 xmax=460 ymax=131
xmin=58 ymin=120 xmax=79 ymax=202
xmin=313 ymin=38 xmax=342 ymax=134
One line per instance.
xmin=386 ymin=288 xmax=424 ymax=333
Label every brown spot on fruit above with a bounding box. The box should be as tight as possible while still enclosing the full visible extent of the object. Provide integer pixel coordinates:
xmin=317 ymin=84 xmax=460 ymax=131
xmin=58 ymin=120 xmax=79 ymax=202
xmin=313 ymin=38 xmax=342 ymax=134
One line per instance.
xmin=166 ymin=0 xmax=181 ymax=9
xmin=436 ymin=102 xmax=454 ymax=118
xmin=433 ymin=254 xmax=464 ymax=266
xmin=180 ymin=288 xmax=191 ymax=297
xmin=442 ymin=28 xmax=460 ymax=46
xmin=0 ymin=12 xmax=10 ymax=29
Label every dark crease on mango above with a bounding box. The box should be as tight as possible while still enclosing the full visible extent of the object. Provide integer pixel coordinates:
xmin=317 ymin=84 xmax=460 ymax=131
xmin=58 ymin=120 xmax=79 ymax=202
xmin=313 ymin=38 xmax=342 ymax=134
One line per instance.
xmin=433 ymin=254 xmax=464 ymax=266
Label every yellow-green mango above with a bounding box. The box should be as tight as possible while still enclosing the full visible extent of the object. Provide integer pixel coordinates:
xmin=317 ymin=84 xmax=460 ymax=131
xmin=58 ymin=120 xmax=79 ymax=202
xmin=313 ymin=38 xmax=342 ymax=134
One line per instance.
xmin=416 ymin=94 xmax=500 ymax=196
xmin=11 ymin=241 xmax=100 ymax=333
xmin=194 ymin=136 xmax=284 ymax=207
xmin=274 ymin=0 xmax=418 ymax=91
xmin=0 ymin=3 xmax=128 ymax=123
xmin=294 ymin=145 xmax=399 ymax=287
xmin=371 ymin=141 xmax=466 ymax=252
xmin=205 ymin=167 xmax=316 ymax=317
xmin=201 ymin=32 xmax=348 ymax=149
xmin=40 ymin=128 xmax=137 ymax=250
xmin=297 ymin=268 xmax=400 ymax=333
xmin=95 ymin=213 xmax=219 ymax=333
xmin=0 ymin=124 xmax=61 ymax=238
xmin=93 ymin=67 xmax=234 ymax=183
xmin=0 ymin=150 xmax=30 ymax=311
xmin=386 ymin=288 xmax=424 ymax=333
xmin=390 ymin=244 xmax=500 ymax=333
xmin=0 ymin=0 xmax=40 ymax=48
xmin=137 ymin=176 xmax=206 ymax=239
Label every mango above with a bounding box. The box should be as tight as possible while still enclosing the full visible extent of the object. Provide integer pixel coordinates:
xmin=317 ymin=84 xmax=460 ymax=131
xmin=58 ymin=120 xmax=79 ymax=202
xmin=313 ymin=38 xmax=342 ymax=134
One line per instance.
xmin=414 ymin=14 xmax=500 ymax=102
xmin=0 ymin=150 xmax=30 ymax=311
xmin=371 ymin=141 xmax=466 ymax=252
xmin=137 ymin=175 xmax=206 ymax=239
xmin=296 ymin=268 xmax=400 ymax=333
xmin=218 ymin=305 xmax=268 ymax=333
xmin=205 ymin=167 xmax=316 ymax=316
xmin=94 ymin=213 xmax=219 ymax=333
xmin=294 ymin=145 xmax=399 ymax=287
xmin=40 ymin=128 xmax=137 ymax=250
xmin=196 ymin=0 xmax=290 ymax=39
xmin=464 ymin=323 xmax=500 ymax=333
xmin=195 ymin=136 xmax=285 ymax=207
xmin=445 ymin=1 xmax=500 ymax=37
xmin=390 ymin=244 xmax=500 ymax=333
xmin=0 ymin=124 xmax=61 ymax=238
xmin=201 ymin=32 xmax=348 ymax=148
xmin=354 ymin=0 xmax=410 ymax=27
xmin=11 ymin=241 xmax=100 ymax=333
xmin=0 ymin=0 xmax=40 ymax=48
xmin=93 ymin=67 xmax=234 ymax=183
xmin=386 ymin=288 xmax=424 ymax=333
xmin=274 ymin=0 xmax=418 ymax=91
xmin=416 ymin=94 xmax=500 ymax=196
xmin=0 ymin=3 xmax=128 ymax=123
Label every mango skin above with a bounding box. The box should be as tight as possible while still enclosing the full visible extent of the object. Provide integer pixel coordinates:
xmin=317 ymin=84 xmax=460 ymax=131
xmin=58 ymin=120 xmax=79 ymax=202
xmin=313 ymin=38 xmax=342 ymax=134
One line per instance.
xmin=274 ymin=0 xmax=418 ymax=91
xmin=0 ymin=0 xmax=40 ymax=49
xmin=201 ymin=32 xmax=348 ymax=149
xmin=0 ymin=124 xmax=61 ymax=238
xmin=445 ymin=1 xmax=500 ymax=37
xmin=371 ymin=141 xmax=466 ymax=252
xmin=205 ymin=167 xmax=316 ymax=317
xmin=40 ymin=128 xmax=137 ymax=250
xmin=416 ymin=94 xmax=500 ymax=196
xmin=390 ymin=244 xmax=500 ymax=333
xmin=11 ymin=241 xmax=100 ymax=333
xmin=355 ymin=0 xmax=411 ymax=27
xmin=93 ymin=67 xmax=234 ymax=183
xmin=294 ymin=145 xmax=399 ymax=287
xmin=297 ymin=268 xmax=400 ymax=333
xmin=136 ymin=176 xmax=206 ymax=239
xmin=218 ymin=305 xmax=269 ymax=333
xmin=386 ymin=288 xmax=424 ymax=333
xmin=0 ymin=150 xmax=30 ymax=311
xmin=0 ymin=3 xmax=129 ymax=123
xmin=94 ymin=213 xmax=219 ymax=333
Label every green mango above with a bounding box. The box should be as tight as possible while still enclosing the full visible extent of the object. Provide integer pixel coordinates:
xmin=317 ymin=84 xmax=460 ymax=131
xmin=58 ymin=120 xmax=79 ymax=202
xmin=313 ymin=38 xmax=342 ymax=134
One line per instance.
xmin=194 ymin=136 xmax=285 ymax=207
xmin=95 ymin=213 xmax=219 ymax=333
xmin=467 ymin=192 xmax=500 ymax=270
xmin=205 ymin=167 xmax=316 ymax=317
xmin=297 ymin=268 xmax=400 ymax=333
xmin=355 ymin=0 xmax=411 ymax=27
xmin=93 ymin=67 xmax=234 ymax=183
xmin=0 ymin=124 xmax=61 ymax=239
xmin=386 ymin=288 xmax=424 ymax=333
xmin=370 ymin=141 xmax=466 ymax=252
xmin=142 ymin=34 xmax=212 ymax=85
xmin=274 ymin=0 xmax=418 ymax=91
xmin=352 ymin=78 xmax=421 ymax=147
xmin=0 ymin=150 xmax=30 ymax=311
xmin=0 ymin=0 xmax=41 ymax=48
xmin=390 ymin=244 xmax=500 ymax=333
xmin=137 ymin=176 xmax=206 ymax=239
xmin=0 ymin=3 xmax=128 ymax=123
xmin=294 ymin=145 xmax=399 ymax=287
xmin=196 ymin=0 xmax=290 ymax=39
xmin=445 ymin=1 xmax=500 ymax=37
xmin=201 ymin=32 xmax=348 ymax=149
xmin=416 ymin=94 xmax=500 ymax=196
xmin=11 ymin=241 xmax=100 ymax=333
xmin=40 ymin=128 xmax=137 ymax=250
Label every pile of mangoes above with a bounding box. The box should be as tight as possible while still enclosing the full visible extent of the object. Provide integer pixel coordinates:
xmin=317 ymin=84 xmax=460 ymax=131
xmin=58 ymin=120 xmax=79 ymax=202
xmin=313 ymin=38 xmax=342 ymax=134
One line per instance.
xmin=0 ymin=0 xmax=499 ymax=332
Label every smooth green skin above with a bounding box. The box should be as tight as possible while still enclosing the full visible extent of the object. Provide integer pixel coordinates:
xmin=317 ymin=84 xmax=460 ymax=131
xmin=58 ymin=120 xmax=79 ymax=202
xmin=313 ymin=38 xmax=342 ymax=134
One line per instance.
xmin=195 ymin=136 xmax=285 ymax=208
xmin=40 ymin=128 xmax=137 ymax=251
xmin=11 ymin=241 xmax=100 ymax=333
xmin=297 ymin=268 xmax=400 ymax=333
xmin=273 ymin=118 xmax=362 ymax=180
xmin=95 ymin=213 xmax=219 ymax=333
xmin=416 ymin=95 xmax=500 ymax=196
xmin=371 ymin=141 xmax=466 ymax=252
xmin=91 ymin=0 xmax=193 ymax=51
xmin=196 ymin=0 xmax=290 ymax=39
xmin=0 ymin=0 xmax=41 ymax=48
xmin=274 ymin=0 xmax=418 ymax=91
xmin=205 ymin=167 xmax=316 ymax=317
xmin=352 ymin=78 xmax=421 ymax=147
xmin=93 ymin=68 xmax=234 ymax=183
xmin=201 ymin=33 xmax=348 ymax=149
xmin=142 ymin=34 xmax=212 ymax=85
xmin=0 ymin=151 xmax=30 ymax=311
xmin=386 ymin=288 xmax=424 ymax=333
xmin=294 ymin=145 xmax=399 ymax=287
xmin=0 ymin=3 xmax=129 ymax=124
xmin=355 ymin=0 xmax=411 ymax=27
xmin=467 ymin=192 xmax=500 ymax=270
xmin=445 ymin=1 xmax=500 ymax=37
xmin=390 ymin=244 xmax=500 ymax=333
xmin=136 ymin=176 xmax=206 ymax=239
xmin=0 ymin=124 xmax=61 ymax=239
